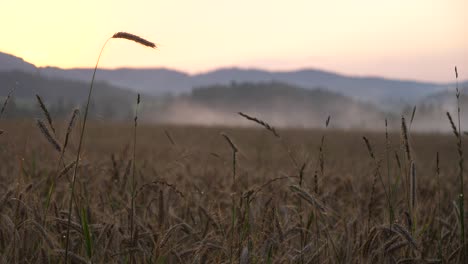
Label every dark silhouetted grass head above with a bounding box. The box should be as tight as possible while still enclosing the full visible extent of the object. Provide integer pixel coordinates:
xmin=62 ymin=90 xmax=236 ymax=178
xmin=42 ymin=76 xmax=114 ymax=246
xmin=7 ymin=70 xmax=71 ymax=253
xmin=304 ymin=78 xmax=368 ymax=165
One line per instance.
xmin=112 ymin=32 xmax=156 ymax=48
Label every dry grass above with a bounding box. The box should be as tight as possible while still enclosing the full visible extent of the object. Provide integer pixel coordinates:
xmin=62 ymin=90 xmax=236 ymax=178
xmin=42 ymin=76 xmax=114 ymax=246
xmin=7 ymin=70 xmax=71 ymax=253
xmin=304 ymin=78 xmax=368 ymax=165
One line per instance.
xmin=0 ymin=119 xmax=466 ymax=263
xmin=61 ymin=32 xmax=155 ymax=263
xmin=112 ymin=32 xmax=157 ymax=49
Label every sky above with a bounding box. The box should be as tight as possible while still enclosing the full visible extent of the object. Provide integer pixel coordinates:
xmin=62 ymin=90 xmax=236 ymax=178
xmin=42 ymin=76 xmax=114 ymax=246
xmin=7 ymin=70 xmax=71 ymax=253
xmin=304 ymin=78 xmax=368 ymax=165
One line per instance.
xmin=1 ymin=0 xmax=467 ymax=82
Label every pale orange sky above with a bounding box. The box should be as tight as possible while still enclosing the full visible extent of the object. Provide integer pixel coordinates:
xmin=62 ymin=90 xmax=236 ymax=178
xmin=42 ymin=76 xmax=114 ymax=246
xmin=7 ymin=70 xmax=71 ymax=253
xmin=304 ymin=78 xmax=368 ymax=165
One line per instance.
xmin=1 ymin=0 xmax=467 ymax=82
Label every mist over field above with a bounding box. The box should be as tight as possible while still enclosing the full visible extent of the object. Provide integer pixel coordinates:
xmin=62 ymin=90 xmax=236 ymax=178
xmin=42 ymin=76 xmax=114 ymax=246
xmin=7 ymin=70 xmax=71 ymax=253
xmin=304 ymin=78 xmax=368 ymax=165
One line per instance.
xmin=149 ymin=82 xmax=468 ymax=132
xmin=1 ymin=51 xmax=468 ymax=132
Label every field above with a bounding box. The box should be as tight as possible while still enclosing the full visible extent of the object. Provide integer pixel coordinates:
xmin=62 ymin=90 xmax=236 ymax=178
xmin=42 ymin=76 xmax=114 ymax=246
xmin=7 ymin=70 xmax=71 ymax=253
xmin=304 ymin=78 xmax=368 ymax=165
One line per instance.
xmin=0 ymin=118 xmax=467 ymax=263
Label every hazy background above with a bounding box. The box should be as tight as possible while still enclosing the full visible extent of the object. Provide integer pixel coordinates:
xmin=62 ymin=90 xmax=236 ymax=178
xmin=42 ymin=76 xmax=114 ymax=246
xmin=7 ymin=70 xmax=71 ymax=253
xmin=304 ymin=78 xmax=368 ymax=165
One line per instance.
xmin=1 ymin=0 xmax=467 ymax=131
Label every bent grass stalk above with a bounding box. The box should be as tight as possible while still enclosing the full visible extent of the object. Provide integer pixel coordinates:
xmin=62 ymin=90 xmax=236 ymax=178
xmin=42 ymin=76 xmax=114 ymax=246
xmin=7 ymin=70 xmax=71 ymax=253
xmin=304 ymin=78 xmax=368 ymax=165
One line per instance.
xmin=238 ymin=112 xmax=298 ymax=168
xmin=221 ymin=133 xmax=238 ymax=186
xmin=221 ymin=132 xmax=240 ymax=264
xmin=64 ymin=32 xmax=155 ymax=263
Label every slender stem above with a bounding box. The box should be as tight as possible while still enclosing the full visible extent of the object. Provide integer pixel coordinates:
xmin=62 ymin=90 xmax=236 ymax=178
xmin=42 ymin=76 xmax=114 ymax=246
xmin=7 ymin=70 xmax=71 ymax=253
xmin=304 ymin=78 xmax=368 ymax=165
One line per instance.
xmin=129 ymin=94 xmax=139 ymax=263
xmin=385 ymin=119 xmax=394 ymax=226
xmin=455 ymin=69 xmax=465 ymax=262
xmin=436 ymin=152 xmax=443 ymax=259
xmin=64 ymin=38 xmax=110 ymax=263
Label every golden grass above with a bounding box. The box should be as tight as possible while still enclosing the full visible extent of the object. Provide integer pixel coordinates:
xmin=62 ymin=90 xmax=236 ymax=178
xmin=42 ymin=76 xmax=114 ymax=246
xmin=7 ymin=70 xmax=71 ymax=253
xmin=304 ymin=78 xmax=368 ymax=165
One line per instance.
xmin=0 ymin=120 xmax=466 ymax=263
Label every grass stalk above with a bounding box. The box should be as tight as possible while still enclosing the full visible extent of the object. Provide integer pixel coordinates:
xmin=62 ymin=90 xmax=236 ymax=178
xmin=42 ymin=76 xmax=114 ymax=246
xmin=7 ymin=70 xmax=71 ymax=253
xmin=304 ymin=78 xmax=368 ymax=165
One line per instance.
xmin=0 ymin=87 xmax=15 ymax=119
xmin=454 ymin=66 xmax=465 ymax=261
xmin=64 ymin=32 xmax=155 ymax=263
xmin=129 ymin=93 xmax=140 ymax=263
xmin=385 ymin=119 xmax=395 ymax=225
xmin=43 ymin=109 xmax=79 ymax=225
xmin=362 ymin=136 xmax=392 ymax=227
xmin=221 ymin=133 xmax=239 ymax=186
xmin=436 ymin=152 xmax=443 ymax=260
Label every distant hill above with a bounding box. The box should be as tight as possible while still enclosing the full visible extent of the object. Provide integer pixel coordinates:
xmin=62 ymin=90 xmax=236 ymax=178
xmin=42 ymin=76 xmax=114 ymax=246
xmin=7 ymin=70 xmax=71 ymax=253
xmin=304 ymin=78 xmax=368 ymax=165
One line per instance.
xmin=0 ymin=52 xmax=36 ymax=72
xmin=0 ymin=71 xmax=139 ymax=119
xmin=192 ymin=68 xmax=453 ymax=110
xmin=153 ymin=82 xmax=389 ymax=129
xmin=40 ymin=67 xmax=191 ymax=96
xmin=0 ymin=52 xmax=460 ymax=112
xmin=0 ymin=60 xmax=463 ymax=130
xmin=38 ymin=67 xmax=451 ymax=110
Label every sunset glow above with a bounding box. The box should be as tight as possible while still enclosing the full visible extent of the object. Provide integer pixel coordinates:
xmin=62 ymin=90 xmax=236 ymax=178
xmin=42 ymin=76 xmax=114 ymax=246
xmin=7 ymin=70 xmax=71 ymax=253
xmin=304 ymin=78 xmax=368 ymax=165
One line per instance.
xmin=2 ymin=0 xmax=467 ymax=82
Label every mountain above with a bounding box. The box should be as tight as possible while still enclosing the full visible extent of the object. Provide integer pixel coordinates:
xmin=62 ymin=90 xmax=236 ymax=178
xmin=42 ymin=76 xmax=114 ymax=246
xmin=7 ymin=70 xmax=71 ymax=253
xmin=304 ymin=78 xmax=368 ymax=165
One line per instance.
xmin=38 ymin=67 xmax=451 ymax=110
xmin=0 ymin=51 xmax=464 ymax=112
xmin=40 ymin=67 xmax=191 ymax=95
xmin=0 ymin=51 xmax=464 ymax=130
xmin=0 ymin=52 xmax=36 ymax=73
xmin=153 ymin=81 xmax=389 ymax=129
xmin=193 ymin=68 xmax=456 ymax=110
xmin=0 ymin=71 xmax=139 ymax=119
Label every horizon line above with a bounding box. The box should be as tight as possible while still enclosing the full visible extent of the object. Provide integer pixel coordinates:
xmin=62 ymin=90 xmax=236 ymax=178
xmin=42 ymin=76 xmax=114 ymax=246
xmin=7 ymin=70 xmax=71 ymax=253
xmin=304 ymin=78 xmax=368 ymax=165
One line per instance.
xmin=36 ymin=65 xmax=468 ymax=86
xmin=2 ymin=50 xmax=465 ymax=85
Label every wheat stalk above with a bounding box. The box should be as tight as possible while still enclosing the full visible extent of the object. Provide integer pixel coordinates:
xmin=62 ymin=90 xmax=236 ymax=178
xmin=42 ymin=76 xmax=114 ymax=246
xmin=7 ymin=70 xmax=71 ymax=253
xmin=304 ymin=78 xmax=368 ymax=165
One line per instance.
xmin=64 ymin=32 xmax=156 ymax=263
xmin=221 ymin=133 xmax=239 ymax=185
xmin=409 ymin=106 xmax=417 ymax=130
xmin=410 ymin=161 xmax=416 ymax=213
xmin=436 ymin=152 xmax=443 ymax=260
xmin=43 ymin=108 xmax=80 ymax=226
xmin=112 ymin=32 xmax=156 ymax=48
xmin=385 ymin=118 xmax=395 ymax=225
xmin=250 ymin=175 xmax=298 ymax=199
xmin=57 ymin=161 xmax=77 ymax=179
xmin=362 ymin=136 xmax=392 ymax=217
xmin=314 ymin=116 xmax=330 ymax=194
xmin=362 ymin=136 xmax=375 ymax=159
xmin=238 ymin=111 xmax=300 ymax=170
xmin=36 ymin=119 xmax=62 ymax=153
xmin=289 ymin=185 xmax=328 ymax=214
xmin=0 ymin=87 xmax=15 ymax=119
xmin=401 ymin=117 xmax=411 ymax=162
xmin=447 ymin=66 xmax=465 ymax=261
xmin=130 ymin=93 xmax=140 ymax=259
xmin=36 ymin=95 xmax=56 ymax=135
xmin=238 ymin=112 xmax=279 ymax=138
xmin=63 ymin=109 xmax=80 ymax=153
xmin=401 ymin=116 xmax=413 ymax=223
xmin=455 ymin=66 xmax=466 ymax=262
xmin=136 ymin=179 xmax=185 ymax=199
xmin=447 ymin=112 xmax=459 ymax=138
xmin=164 ymin=130 xmax=176 ymax=146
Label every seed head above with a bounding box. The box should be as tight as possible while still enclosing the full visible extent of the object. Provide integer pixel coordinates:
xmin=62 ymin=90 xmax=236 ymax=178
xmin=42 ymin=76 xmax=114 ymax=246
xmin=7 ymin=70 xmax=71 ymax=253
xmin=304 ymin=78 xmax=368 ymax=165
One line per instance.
xmin=112 ymin=32 xmax=156 ymax=49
